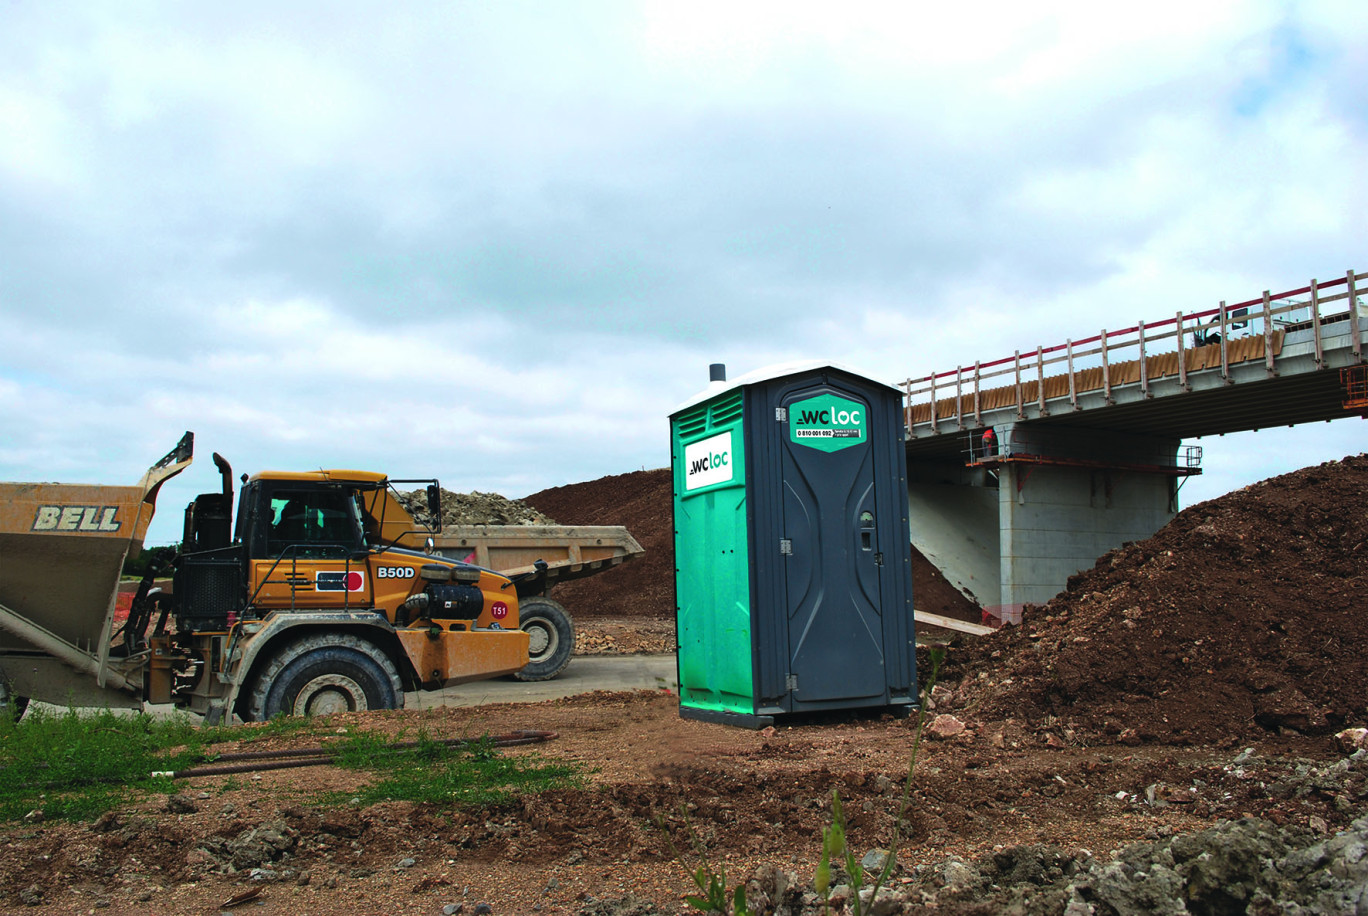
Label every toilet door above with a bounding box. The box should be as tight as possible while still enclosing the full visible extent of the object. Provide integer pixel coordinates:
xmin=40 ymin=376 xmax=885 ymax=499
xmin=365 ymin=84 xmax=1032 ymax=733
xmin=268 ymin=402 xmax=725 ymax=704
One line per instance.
xmin=779 ymin=385 xmax=887 ymax=704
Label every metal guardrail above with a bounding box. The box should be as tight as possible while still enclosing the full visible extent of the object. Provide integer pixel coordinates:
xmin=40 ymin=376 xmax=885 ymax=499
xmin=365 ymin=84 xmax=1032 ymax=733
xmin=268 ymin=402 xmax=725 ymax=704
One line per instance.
xmin=904 ymin=269 xmax=1366 ymax=435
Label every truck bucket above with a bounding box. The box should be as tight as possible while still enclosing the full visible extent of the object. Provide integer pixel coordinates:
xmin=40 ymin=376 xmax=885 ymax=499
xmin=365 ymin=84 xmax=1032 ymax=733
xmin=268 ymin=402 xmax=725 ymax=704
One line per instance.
xmin=0 ymin=433 xmax=193 ymax=707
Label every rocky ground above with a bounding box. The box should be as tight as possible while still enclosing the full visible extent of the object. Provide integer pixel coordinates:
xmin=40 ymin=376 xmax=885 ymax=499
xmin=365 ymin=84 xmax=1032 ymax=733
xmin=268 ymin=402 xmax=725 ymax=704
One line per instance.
xmin=5 ymin=456 xmax=1368 ymax=914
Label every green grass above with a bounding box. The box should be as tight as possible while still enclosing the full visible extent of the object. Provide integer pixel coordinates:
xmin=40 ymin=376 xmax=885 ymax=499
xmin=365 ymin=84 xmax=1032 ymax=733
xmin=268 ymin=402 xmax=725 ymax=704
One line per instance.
xmin=325 ymin=731 xmax=581 ymax=807
xmin=0 ymin=707 xmax=210 ymax=822
xmin=0 ymin=711 xmax=579 ymax=824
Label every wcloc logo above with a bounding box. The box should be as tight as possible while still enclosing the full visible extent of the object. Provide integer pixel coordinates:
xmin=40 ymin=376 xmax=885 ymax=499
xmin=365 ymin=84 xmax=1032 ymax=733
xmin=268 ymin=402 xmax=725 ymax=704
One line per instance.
xmin=683 ymin=431 xmax=734 ymax=491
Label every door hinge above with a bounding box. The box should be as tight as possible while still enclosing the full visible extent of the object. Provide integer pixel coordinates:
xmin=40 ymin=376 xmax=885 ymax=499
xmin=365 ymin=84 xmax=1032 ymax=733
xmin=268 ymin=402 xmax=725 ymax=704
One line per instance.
xmin=874 ymin=552 xmax=885 ymax=567
xmin=785 ymin=674 xmax=798 ymax=692
xmin=775 ymin=407 xmax=787 ymax=422
xmin=779 ymin=538 xmax=793 ymax=555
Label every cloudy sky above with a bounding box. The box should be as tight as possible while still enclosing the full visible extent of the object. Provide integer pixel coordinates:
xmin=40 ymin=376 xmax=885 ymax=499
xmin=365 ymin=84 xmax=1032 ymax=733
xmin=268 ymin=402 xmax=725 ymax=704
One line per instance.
xmin=2 ymin=1 xmax=1365 ymax=546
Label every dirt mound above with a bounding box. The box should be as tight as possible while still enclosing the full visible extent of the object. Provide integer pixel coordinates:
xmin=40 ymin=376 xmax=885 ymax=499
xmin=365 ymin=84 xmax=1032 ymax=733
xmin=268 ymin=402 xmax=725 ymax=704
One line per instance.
xmin=948 ymin=454 xmax=1368 ymax=746
xmin=523 ymin=468 xmax=984 ymax=627
xmin=911 ymin=543 xmax=983 ymax=626
xmin=396 ymin=488 xmax=556 ymax=528
xmin=524 ymin=469 xmax=674 ymax=620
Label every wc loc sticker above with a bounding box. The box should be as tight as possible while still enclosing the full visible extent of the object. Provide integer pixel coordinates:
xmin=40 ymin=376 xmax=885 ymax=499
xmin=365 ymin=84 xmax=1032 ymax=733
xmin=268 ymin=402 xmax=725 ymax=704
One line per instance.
xmin=684 ymin=430 xmax=734 ymax=491
xmin=790 ymin=394 xmax=867 ymax=452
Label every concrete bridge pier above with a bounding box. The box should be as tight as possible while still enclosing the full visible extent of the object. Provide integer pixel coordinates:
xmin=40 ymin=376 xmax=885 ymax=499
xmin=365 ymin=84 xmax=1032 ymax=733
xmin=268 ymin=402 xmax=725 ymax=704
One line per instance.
xmin=908 ymin=425 xmax=1189 ymax=625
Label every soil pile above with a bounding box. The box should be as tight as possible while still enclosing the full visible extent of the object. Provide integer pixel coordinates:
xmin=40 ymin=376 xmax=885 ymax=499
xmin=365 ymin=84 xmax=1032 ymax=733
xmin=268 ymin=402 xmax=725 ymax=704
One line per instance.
xmin=949 ymin=454 xmax=1368 ymax=745
xmin=524 ymin=468 xmax=674 ymax=620
xmin=395 ymin=488 xmax=556 ymax=528
xmin=522 ymin=468 xmax=983 ymax=626
xmin=911 ymin=543 xmax=983 ymax=626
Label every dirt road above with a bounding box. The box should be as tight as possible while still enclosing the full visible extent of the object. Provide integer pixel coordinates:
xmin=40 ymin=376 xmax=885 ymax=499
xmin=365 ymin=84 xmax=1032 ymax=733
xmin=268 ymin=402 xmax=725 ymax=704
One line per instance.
xmin=409 ymin=654 xmax=677 ymax=709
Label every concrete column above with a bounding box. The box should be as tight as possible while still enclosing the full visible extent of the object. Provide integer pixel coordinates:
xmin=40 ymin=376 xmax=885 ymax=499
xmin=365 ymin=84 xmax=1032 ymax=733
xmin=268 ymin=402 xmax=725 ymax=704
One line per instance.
xmin=993 ymin=463 xmax=1174 ymax=623
xmin=908 ymin=427 xmax=1183 ymax=626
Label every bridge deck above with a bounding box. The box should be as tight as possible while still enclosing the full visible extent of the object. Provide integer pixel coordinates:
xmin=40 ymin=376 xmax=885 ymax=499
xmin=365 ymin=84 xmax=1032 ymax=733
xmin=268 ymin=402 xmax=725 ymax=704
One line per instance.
xmin=904 ymin=269 xmax=1366 ymax=463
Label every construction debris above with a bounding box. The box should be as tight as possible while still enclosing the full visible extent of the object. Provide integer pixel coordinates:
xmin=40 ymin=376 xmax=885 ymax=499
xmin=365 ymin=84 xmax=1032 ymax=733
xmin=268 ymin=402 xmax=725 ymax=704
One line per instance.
xmin=395 ymin=487 xmax=557 ymax=528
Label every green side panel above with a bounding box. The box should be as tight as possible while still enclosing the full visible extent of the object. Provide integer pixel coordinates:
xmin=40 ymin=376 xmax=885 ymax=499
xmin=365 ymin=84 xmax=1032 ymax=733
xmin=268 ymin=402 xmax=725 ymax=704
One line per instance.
xmin=672 ymin=391 xmax=753 ymax=714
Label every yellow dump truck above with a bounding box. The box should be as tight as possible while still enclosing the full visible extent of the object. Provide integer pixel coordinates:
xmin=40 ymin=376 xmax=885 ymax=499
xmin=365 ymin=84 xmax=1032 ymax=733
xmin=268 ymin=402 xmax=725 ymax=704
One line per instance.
xmin=0 ymin=434 xmax=639 ymax=723
xmin=423 ymin=525 xmax=643 ymax=681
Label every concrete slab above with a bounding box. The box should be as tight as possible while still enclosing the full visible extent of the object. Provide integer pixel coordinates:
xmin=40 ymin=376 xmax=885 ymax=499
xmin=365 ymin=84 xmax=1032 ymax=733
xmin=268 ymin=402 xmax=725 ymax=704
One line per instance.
xmin=407 ymin=653 xmax=679 ymax=710
xmin=25 ymin=654 xmax=681 ymax=721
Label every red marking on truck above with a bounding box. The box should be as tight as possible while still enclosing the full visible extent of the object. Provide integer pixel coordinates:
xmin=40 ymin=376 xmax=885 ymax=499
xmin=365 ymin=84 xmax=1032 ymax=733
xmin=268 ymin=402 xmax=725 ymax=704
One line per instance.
xmin=491 ymin=601 xmax=509 ymax=620
xmin=316 ymin=570 xmax=366 ymax=592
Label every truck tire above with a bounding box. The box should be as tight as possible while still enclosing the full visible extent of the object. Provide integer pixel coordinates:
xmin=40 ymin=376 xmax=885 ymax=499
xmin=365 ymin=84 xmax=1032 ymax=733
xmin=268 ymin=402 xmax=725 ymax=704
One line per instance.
xmin=514 ymin=596 xmax=575 ymax=682
xmin=246 ymin=633 xmax=404 ymax=721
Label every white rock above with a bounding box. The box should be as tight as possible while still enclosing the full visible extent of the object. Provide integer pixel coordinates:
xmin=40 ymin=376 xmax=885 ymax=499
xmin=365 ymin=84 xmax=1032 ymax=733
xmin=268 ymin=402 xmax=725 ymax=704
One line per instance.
xmin=928 ymin=714 xmax=966 ymax=739
xmin=1335 ymin=728 xmax=1368 ymax=753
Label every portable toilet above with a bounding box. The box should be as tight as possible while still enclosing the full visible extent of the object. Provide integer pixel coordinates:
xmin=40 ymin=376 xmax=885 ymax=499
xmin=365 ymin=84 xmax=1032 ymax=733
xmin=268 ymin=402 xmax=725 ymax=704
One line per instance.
xmin=670 ymin=361 xmax=917 ymax=727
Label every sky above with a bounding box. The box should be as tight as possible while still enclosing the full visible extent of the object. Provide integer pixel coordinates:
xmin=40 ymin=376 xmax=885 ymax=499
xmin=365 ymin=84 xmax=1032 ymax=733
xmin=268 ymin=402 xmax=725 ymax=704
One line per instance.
xmin=1 ymin=1 xmax=1365 ymax=546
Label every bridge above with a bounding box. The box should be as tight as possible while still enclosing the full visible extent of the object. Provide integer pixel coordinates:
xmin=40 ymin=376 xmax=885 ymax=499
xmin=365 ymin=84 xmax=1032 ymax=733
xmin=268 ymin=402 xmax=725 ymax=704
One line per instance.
xmin=900 ymin=268 xmax=1367 ymax=624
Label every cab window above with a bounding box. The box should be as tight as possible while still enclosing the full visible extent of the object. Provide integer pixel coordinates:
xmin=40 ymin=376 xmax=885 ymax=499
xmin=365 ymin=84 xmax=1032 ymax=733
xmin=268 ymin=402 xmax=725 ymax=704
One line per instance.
xmin=267 ymin=489 xmax=361 ymax=558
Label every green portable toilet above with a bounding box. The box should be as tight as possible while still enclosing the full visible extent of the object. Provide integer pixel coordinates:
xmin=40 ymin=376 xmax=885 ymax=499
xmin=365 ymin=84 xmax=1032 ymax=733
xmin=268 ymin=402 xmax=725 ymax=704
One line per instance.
xmin=670 ymin=361 xmax=917 ymax=727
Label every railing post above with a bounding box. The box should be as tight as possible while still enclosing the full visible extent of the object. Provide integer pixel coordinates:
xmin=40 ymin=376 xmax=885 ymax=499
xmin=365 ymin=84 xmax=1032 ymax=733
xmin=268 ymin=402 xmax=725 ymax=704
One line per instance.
xmin=1014 ymin=350 xmax=1024 ymax=419
xmin=927 ymin=373 xmax=938 ymax=432
xmin=955 ymin=366 xmax=964 ymax=431
xmin=1175 ymin=311 xmax=1189 ymax=391
xmin=1066 ymin=339 xmax=1078 ymax=410
xmin=1138 ymin=319 xmax=1150 ymax=397
xmin=904 ymin=379 xmax=915 ymax=438
xmin=1350 ymin=269 xmax=1362 ymax=361
xmin=1100 ymin=329 xmax=1112 ymax=403
xmin=1036 ymin=345 xmax=1048 ymax=416
xmin=1310 ymin=279 xmax=1324 ymax=368
xmin=1219 ymin=301 xmax=1230 ymax=383
xmin=1262 ymin=290 xmax=1277 ymax=377
xmin=973 ymin=360 xmax=982 ymax=426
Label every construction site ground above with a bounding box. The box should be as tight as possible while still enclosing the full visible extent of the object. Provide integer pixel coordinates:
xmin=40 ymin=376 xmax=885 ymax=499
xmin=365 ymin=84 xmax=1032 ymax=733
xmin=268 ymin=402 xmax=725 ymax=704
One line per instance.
xmin=4 ymin=458 xmax=1368 ymax=914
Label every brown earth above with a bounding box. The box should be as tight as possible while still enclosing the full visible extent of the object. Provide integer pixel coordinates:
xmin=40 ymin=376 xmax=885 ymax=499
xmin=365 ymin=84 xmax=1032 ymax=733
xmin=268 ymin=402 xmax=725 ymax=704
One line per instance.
xmin=523 ymin=468 xmax=981 ymax=629
xmin=4 ymin=456 xmax=1368 ymax=914
xmin=946 ymin=453 xmax=1368 ymax=748
xmin=525 ymin=469 xmax=676 ymax=621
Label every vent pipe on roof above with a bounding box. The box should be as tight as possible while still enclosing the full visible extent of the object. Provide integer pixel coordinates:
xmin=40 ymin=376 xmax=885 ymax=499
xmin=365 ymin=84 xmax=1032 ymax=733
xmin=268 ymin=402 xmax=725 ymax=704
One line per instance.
xmin=709 ymin=363 xmax=727 ymax=383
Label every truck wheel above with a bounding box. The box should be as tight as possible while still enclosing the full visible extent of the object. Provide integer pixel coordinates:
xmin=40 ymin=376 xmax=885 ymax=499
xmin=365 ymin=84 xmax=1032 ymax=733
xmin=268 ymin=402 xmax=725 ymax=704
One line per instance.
xmin=0 ymin=679 xmax=27 ymax=722
xmin=514 ymin=597 xmax=575 ymax=682
xmin=246 ymin=633 xmax=404 ymax=721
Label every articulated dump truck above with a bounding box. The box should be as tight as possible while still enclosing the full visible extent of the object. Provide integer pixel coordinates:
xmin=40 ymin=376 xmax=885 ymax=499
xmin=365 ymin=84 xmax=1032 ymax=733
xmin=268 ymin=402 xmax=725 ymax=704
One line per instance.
xmin=0 ymin=433 xmax=641 ymax=724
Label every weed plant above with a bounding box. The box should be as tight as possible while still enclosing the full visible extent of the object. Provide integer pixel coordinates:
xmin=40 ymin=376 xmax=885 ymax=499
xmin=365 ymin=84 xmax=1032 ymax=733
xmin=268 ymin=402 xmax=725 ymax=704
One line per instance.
xmin=817 ymin=648 xmax=943 ymax=915
xmin=657 ymin=807 xmax=754 ymax=916
xmin=667 ymin=648 xmax=945 ymax=916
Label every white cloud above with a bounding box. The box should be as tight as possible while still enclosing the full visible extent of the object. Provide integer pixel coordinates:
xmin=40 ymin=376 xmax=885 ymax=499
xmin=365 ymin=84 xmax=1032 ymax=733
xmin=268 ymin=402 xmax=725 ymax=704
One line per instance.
xmin=0 ymin=0 xmax=1364 ymax=547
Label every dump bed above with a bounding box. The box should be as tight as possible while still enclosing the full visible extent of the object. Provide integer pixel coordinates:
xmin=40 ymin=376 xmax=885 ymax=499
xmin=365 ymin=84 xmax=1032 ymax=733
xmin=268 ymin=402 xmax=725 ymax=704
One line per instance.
xmin=0 ymin=434 xmax=193 ymax=704
xmin=0 ymin=481 xmax=154 ymax=655
xmin=427 ymin=525 xmax=644 ymax=589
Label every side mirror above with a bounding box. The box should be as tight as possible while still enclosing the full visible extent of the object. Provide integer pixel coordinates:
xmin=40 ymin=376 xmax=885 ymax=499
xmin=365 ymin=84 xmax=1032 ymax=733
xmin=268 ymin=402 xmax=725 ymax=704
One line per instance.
xmin=425 ymin=483 xmax=442 ymax=526
xmin=425 ymin=536 xmax=435 ymax=555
